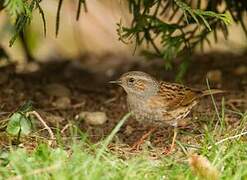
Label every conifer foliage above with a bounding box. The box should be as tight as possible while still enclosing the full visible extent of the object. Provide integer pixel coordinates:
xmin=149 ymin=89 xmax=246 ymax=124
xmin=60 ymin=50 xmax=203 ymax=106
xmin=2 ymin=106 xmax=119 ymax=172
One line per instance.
xmin=1 ymin=0 xmax=247 ymax=60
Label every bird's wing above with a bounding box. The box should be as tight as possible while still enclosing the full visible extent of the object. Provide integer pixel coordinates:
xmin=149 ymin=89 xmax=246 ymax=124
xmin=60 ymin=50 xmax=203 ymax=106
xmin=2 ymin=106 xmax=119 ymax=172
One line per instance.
xmin=148 ymin=82 xmax=202 ymax=110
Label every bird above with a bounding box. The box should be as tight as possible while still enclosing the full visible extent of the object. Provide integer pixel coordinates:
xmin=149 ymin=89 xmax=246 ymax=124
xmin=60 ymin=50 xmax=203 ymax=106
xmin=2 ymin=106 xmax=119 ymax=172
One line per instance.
xmin=110 ymin=71 xmax=224 ymax=153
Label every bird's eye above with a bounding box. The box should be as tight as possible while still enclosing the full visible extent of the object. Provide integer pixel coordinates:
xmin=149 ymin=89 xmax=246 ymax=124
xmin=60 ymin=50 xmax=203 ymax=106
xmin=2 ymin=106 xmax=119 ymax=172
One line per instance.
xmin=128 ymin=78 xmax=135 ymax=83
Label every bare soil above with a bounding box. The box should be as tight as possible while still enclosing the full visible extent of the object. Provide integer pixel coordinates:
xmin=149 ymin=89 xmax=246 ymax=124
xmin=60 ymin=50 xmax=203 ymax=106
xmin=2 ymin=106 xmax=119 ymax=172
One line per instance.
xmin=0 ymin=52 xmax=246 ymax=153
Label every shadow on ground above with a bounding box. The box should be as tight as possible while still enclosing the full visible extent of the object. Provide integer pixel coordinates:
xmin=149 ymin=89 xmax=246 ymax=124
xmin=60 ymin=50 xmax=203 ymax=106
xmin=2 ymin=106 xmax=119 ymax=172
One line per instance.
xmin=0 ymin=52 xmax=246 ymax=153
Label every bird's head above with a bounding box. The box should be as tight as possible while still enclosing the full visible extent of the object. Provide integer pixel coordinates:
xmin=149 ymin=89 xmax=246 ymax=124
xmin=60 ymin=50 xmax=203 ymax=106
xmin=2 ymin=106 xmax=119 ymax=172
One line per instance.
xmin=110 ymin=71 xmax=159 ymax=98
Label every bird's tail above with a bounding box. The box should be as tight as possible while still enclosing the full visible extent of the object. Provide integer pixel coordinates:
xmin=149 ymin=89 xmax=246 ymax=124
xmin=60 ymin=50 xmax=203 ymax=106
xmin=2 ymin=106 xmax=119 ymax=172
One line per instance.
xmin=202 ymin=89 xmax=226 ymax=96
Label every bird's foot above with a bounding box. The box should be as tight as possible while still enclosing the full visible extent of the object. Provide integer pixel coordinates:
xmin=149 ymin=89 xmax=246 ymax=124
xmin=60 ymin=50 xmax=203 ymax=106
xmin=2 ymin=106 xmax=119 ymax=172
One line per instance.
xmin=131 ymin=127 xmax=156 ymax=151
xmin=162 ymin=127 xmax=178 ymax=155
xmin=161 ymin=144 xmax=176 ymax=155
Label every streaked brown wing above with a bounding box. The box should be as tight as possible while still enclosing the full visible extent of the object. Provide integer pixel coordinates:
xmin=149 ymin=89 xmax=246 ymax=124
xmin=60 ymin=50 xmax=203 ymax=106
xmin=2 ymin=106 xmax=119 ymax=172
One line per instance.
xmin=148 ymin=81 xmax=202 ymax=110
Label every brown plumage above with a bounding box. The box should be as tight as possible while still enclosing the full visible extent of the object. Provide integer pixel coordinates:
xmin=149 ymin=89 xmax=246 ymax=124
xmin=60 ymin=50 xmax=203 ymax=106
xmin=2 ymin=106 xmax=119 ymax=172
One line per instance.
xmin=110 ymin=71 xmax=224 ymax=152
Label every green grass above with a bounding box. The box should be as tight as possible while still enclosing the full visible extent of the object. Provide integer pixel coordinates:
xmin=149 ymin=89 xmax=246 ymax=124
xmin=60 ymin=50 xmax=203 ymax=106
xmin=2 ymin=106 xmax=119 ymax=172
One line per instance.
xmin=0 ymin=111 xmax=247 ymax=180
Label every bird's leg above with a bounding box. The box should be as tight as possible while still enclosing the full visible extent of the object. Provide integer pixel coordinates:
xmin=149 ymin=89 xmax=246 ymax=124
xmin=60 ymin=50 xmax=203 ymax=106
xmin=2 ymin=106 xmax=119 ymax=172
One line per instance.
xmin=131 ymin=127 xmax=157 ymax=151
xmin=162 ymin=127 xmax=178 ymax=155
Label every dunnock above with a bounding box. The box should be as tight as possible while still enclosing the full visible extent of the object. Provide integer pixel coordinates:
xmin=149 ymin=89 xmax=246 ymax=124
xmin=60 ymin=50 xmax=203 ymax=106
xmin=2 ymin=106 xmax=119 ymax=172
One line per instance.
xmin=110 ymin=71 xmax=224 ymax=153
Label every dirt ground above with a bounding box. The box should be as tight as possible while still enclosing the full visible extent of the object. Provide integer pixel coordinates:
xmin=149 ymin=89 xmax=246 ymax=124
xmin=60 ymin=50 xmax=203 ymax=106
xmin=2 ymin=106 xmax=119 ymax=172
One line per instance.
xmin=0 ymin=52 xmax=246 ymax=153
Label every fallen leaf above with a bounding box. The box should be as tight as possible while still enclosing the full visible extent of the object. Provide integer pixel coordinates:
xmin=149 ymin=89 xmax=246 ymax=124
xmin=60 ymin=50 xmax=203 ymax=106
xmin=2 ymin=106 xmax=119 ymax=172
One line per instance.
xmin=189 ymin=154 xmax=219 ymax=180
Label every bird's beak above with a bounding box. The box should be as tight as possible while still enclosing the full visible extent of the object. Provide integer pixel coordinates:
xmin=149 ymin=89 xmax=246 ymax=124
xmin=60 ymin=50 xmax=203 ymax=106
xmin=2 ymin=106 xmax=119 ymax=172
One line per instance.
xmin=109 ymin=80 xmax=122 ymax=84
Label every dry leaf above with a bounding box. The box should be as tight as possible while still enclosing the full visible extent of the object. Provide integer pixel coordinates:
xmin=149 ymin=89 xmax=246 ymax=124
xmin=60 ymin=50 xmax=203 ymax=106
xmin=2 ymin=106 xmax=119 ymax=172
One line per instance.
xmin=189 ymin=154 xmax=219 ymax=180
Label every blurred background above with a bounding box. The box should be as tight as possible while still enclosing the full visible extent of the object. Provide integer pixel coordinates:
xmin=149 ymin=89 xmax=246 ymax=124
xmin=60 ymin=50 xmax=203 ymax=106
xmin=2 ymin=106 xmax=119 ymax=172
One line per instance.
xmin=0 ymin=0 xmax=247 ymax=63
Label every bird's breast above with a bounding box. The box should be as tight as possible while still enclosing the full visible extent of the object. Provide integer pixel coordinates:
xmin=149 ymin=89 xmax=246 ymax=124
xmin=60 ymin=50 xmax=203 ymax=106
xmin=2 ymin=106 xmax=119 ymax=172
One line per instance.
xmin=127 ymin=95 xmax=164 ymax=125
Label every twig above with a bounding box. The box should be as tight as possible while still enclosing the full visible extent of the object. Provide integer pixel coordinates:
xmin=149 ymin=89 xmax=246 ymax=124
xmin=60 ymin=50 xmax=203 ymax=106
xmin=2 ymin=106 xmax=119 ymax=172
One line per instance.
xmin=26 ymin=111 xmax=56 ymax=146
xmin=226 ymin=99 xmax=246 ymax=112
xmin=208 ymin=131 xmax=247 ymax=150
xmin=206 ymin=78 xmax=221 ymax=130
xmin=0 ymin=112 xmax=10 ymax=115
xmin=61 ymin=123 xmax=72 ymax=134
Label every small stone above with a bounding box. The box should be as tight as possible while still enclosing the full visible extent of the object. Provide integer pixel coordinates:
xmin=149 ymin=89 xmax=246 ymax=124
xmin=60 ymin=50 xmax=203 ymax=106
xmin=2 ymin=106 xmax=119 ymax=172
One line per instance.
xmin=44 ymin=114 xmax=65 ymax=127
xmin=233 ymin=65 xmax=247 ymax=76
xmin=44 ymin=83 xmax=71 ymax=97
xmin=24 ymin=62 xmax=40 ymax=73
xmin=178 ymin=118 xmax=190 ymax=127
xmin=3 ymin=88 xmax=14 ymax=94
xmin=124 ymin=125 xmax=134 ymax=135
xmin=206 ymin=70 xmax=222 ymax=83
xmin=0 ymin=73 xmax=8 ymax=85
xmin=77 ymin=111 xmax=107 ymax=125
xmin=52 ymin=97 xmax=71 ymax=109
